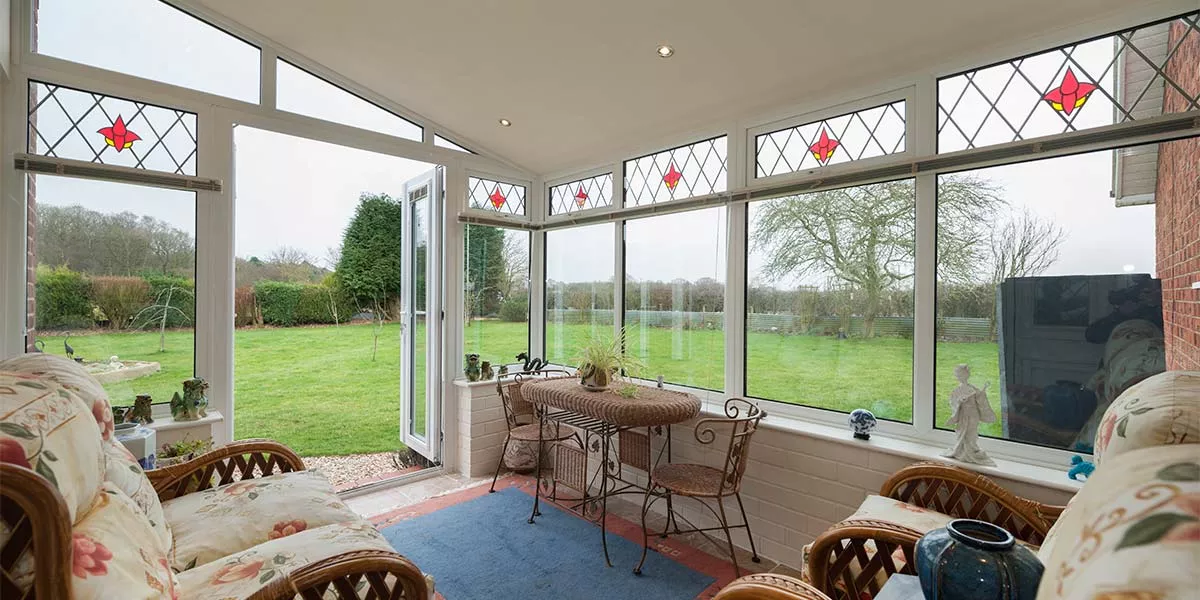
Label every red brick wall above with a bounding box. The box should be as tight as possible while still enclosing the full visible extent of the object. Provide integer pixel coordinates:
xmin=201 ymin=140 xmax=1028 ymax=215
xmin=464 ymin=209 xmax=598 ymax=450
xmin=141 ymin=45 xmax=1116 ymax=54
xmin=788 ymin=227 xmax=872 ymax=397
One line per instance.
xmin=24 ymin=1 xmax=38 ymax=352
xmin=1155 ymin=21 xmax=1200 ymax=371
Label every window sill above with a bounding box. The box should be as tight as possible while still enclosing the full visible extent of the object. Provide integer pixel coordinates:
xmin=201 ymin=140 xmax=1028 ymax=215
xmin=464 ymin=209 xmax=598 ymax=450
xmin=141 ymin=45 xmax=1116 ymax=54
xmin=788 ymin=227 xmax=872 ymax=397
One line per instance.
xmin=141 ymin=410 xmax=224 ymax=433
xmin=697 ymin=403 xmax=1083 ymax=494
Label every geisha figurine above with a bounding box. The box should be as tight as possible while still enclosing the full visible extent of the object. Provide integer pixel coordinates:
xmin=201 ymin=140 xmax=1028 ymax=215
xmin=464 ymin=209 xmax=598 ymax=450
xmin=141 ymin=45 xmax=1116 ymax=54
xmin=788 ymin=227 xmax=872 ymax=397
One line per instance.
xmin=940 ymin=364 xmax=996 ymax=466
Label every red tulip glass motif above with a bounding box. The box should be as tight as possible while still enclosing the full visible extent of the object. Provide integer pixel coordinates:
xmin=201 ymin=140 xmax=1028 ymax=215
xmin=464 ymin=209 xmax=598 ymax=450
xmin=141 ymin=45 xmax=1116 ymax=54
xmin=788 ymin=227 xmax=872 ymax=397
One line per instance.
xmin=809 ymin=128 xmax=839 ymax=165
xmin=488 ymin=187 xmax=507 ymax=209
xmin=574 ymin=185 xmax=588 ymax=208
xmin=98 ymin=116 xmax=141 ymax=152
xmin=1042 ymin=68 xmax=1098 ymax=116
xmin=662 ymin=163 xmax=682 ymax=190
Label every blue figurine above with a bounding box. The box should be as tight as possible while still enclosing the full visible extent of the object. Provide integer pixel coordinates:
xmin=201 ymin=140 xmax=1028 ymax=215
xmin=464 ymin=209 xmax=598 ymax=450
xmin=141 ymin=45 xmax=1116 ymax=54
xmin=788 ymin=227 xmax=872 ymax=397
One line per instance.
xmin=848 ymin=409 xmax=877 ymax=440
xmin=1068 ymin=455 xmax=1094 ymax=481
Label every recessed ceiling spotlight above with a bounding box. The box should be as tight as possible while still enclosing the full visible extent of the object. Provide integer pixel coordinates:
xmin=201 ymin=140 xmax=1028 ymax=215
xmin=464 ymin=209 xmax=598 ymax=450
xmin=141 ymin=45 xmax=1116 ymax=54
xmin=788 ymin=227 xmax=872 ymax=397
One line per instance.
xmin=498 ymin=118 xmax=512 ymax=127
xmin=656 ymin=45 xmax=674 ymax=58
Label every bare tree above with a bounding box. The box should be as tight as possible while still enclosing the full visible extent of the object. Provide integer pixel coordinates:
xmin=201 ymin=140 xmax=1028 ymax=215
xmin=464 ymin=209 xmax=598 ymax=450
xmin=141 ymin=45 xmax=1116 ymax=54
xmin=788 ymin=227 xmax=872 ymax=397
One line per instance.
xmin=130 ymin=285 xmax=194 ymax=353
xmin=751 ymin=176 xmax=1002 ymax=337
xmin=986 ymin=207 xmax=1066 ymax=335
xmin=323 ymin=245 xmax=343 ymax=271
xmin=499 ymin=231 xmax=529 ymax=299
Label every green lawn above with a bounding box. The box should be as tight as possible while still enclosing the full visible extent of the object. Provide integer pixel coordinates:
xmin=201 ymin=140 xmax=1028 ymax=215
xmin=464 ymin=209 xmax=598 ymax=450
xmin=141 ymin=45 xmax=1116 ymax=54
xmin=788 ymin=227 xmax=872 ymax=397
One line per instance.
xmin=39 ymin=322 xmax=1003 ymax=456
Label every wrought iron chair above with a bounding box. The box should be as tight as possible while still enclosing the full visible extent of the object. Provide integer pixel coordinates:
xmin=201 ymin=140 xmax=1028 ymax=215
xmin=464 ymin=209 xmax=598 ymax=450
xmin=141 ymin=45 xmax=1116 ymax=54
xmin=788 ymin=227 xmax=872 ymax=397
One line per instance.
xmin=634 ymin=398 xmax=766 ymax=577
xmin=489 ymin=370 xmax=580 ymax=494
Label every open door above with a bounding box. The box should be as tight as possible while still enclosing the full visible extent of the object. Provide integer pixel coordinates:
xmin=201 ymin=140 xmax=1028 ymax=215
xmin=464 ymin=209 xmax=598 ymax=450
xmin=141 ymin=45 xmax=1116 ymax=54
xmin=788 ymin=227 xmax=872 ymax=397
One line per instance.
xmin=400 ymin=168 xmax=443 ymax=463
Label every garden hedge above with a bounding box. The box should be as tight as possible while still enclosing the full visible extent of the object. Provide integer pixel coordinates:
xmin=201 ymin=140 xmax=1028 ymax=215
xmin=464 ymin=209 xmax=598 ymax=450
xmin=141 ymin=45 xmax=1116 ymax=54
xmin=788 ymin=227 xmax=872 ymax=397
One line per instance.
xmin=34 ymin=265 xmax=93 ymax=328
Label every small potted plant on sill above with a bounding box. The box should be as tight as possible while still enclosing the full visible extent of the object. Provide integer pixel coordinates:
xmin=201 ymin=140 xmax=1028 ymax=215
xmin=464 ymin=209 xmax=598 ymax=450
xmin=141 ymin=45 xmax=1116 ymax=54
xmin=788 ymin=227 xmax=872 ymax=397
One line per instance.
xmin=157 ymin=436 xmax=214 ymax=469
xmin=575 ymin=329 xmax=645 ymax=392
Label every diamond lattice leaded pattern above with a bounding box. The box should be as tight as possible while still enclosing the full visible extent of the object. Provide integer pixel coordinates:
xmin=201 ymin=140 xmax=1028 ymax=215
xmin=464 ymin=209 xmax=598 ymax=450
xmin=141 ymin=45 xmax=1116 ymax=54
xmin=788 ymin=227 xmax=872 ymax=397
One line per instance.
xmin=756 ymin=101 xmax=906 ymax=178
xmin=624 ymin=136 xmax=727 ymax=207
xmin=549 ymin=173 xmax=613 ymax=215
xmin=467 ymin=176 xmax=526 ymax=215
xmin=27 ymin=81 xmax=198 ymax=176
xmin=938 ymin=12 xmax=1200 ymax=152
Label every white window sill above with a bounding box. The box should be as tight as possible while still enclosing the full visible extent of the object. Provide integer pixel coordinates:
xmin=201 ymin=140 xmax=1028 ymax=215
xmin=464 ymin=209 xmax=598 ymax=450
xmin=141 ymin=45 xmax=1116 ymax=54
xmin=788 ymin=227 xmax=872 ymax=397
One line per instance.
xmin=140 ymin=410 xmax=224 ymax=433
xmin=698 ymin=404 xmax=1084 ymax=494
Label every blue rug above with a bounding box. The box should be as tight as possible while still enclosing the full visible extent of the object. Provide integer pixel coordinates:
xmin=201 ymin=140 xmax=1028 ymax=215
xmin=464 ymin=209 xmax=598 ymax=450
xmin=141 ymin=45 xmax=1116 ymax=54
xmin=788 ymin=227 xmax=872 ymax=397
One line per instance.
xmin=380 ymin=487 xmax=718 ymax=600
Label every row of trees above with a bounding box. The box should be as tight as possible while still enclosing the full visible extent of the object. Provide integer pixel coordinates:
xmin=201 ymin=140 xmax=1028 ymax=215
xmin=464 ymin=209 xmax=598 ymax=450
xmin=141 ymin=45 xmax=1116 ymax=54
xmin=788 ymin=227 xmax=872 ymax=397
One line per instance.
xmin=37 ymin=204 xmax=195 ymax=277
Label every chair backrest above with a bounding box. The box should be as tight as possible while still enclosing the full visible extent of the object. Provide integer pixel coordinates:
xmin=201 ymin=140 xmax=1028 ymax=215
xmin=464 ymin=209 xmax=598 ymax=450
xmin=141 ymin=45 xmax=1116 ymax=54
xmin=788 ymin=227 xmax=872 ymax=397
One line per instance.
xmin=694 ymin=398 xmax=766 ymax=495
xmin=495 ymin=370 xmax=573 ymax=431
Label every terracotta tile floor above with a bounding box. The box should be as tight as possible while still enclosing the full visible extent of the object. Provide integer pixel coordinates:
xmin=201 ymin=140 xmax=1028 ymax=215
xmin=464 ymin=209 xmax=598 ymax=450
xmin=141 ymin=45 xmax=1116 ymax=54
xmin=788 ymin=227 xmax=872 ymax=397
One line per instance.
xmin=344 ymin=472 xmax=806 ymax=581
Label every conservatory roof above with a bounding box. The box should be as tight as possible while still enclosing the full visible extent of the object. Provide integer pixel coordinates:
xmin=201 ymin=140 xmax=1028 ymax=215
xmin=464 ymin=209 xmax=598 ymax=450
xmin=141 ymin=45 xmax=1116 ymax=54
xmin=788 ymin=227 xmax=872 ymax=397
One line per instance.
xmin=197 ymin=0 xmax=1175 ymax=175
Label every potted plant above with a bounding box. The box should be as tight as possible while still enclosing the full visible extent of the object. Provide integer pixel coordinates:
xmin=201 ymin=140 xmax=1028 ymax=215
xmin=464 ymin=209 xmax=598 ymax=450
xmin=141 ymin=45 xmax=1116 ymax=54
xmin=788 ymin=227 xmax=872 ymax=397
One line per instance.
xmin=157 ymin=436 xmax=214 ymax=468
xmin=575 ymin=329 xmax=645 ymax=391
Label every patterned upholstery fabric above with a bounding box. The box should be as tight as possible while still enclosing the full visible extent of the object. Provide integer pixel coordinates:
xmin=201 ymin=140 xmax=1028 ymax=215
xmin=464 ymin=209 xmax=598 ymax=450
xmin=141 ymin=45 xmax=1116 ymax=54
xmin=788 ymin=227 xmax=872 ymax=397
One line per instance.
xmin=1037 ymin=444 xmax=1200 ymax=600
xmin=163 ymin=469 xmax=361 ymax=572
xmin=0 ymin=371 xmax=105 ymax=521
xmin=103 ymin=438 xmax=173 ymax=554
xmin=176 ymin=521 xmax=397 ymax=600
xmin=0 ymin=354 xmax=173 ymax=550
xmin=71 ymin=483 xmax=180 ymax=600
xmin=1075 ymin=320 xmax=1167 ymax=451
xmin=1092 ymin=370 xmax=1199 ymax=465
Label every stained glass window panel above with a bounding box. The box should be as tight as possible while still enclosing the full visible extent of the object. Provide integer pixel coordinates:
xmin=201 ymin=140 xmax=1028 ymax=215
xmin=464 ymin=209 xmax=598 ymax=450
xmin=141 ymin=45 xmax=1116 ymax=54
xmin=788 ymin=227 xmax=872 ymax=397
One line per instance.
xmin=28 ymin=82 xmax=198 ymax=176
xmin=549 ymin=173 xmax=614 ymax=215
xmin=624 ymin=136 xmax=727 ymax=206
xmin=467 ymin=177 xmax=526 ymax=216
xmin=277 ymin=60 xmax=423 ymax=142
xmin=756 ymin=101 xmax=906 ymax=178
xmin=938 ymin=13 xmax=1200 ymax=152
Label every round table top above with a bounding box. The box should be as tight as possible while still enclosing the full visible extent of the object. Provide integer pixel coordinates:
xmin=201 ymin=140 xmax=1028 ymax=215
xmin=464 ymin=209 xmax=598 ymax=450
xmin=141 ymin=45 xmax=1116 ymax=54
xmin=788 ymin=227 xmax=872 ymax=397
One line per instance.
xmin=522 ymin=376 xmax=701 ymax=427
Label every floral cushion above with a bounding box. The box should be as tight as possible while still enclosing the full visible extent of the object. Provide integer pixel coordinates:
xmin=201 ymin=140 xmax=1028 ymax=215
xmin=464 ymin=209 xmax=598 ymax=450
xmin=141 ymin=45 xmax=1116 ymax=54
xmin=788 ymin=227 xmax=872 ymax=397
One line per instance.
xmin=0 ymin=371 xmax=105 ymax=521
xmin=0 ymin=354 xmax=115 ymax=441
xmin=104 ymin=438 xmax=173 ymax=553
xmin=1037 ymin=444 xmax=1199 ymax=600
xmin=71 ymin=483 xmax=180 ymax=600
xmin=162 ymin=470 xmax=360 ymax=572
xmin=1093 ymin=370 xmax=1199 ymax=464
xmin=175 ymin=521 xmax=399 ymax=600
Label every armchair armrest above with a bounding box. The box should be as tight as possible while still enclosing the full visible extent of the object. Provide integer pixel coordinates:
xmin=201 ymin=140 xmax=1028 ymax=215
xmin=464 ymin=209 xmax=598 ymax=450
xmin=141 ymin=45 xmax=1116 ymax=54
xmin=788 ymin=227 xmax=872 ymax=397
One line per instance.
xmin=879 ymin=461 xmax=1066 ymax=545
xmin=148 ymin=439 xmax=306 ymax=502
xmin=0 ymin=464 xmax=73 ymax=599
xmin=246 ymin=549 xmax=430 ymax=600
xmin=807 ymin=519 xmax=922 ymax=600
xmin=714 ymin=574 xmax=832 ymax=600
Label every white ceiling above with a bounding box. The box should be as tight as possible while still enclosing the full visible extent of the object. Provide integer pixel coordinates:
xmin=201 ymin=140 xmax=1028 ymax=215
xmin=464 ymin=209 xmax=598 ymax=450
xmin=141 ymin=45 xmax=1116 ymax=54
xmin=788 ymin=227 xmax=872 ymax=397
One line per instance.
xmin=198 ymin=0 xmax=1165 ymax=176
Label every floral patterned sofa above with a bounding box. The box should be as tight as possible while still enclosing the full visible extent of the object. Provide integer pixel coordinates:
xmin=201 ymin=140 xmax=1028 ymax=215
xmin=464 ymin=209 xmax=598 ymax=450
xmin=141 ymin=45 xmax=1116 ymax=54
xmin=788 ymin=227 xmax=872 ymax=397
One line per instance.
xmin=0 ymin=354 xmax=432 ymax=600
xmin=723 ymin=370 xmax=1198 ymax=600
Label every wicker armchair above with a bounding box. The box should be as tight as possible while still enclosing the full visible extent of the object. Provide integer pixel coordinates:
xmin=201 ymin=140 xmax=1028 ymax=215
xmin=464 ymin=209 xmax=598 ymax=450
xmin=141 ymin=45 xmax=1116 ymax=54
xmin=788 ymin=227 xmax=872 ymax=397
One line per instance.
xmin=805 ymin=461 xmax=1066 ymax=600
xmin=715 ymin=573 xmax=833 ymax=600
xmin=0 ymin=440 xmax=429 ymax=600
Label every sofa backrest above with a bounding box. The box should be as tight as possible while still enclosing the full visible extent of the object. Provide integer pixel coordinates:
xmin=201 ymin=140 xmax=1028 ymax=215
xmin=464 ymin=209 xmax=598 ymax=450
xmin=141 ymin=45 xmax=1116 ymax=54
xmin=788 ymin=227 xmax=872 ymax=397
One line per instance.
xmin=1092 ymin=370 xmax=1199 ymax=465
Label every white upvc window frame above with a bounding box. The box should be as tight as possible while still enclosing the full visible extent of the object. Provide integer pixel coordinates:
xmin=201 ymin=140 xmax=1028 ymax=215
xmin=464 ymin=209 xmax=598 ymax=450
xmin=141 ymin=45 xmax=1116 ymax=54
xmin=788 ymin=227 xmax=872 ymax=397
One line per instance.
xmin=746 ymin=87 xmax=916 ymax=185
xmin=0 ymin=0 xmax=535 ymax=455
xmin=543 ymin=165 xmax=620 ymax=224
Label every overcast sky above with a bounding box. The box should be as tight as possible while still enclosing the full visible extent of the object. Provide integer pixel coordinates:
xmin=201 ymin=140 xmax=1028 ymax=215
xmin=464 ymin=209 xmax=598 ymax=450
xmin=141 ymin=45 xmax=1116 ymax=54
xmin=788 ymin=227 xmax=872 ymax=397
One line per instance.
xmin=32 ymin=0 xmax=1158 ymax=288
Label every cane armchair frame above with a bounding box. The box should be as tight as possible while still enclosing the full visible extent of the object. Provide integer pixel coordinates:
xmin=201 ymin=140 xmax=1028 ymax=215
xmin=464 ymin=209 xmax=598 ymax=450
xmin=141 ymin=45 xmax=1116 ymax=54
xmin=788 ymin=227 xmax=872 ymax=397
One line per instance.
xmin=805 ymin=461 xmax=1070 ymax=600
xmin=715 ymin=573 xmax=833 ymax=600
xmin=1 ymin=439 xmax=430 ymax=600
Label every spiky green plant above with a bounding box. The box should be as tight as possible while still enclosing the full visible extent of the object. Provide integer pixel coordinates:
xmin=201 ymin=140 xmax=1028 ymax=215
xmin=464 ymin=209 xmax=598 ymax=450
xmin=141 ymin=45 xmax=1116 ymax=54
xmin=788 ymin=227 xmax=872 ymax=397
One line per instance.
xmin=574 ymin=328 xmax=645 ymax=388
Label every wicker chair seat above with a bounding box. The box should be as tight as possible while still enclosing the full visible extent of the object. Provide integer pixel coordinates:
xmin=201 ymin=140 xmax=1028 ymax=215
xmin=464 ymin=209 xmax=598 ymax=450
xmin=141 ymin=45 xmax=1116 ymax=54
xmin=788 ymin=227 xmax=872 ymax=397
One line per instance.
xmin=508 ymin=422 xmax=571 ymax=442
xmin=652 ymin=463 xmax=729 ymax=497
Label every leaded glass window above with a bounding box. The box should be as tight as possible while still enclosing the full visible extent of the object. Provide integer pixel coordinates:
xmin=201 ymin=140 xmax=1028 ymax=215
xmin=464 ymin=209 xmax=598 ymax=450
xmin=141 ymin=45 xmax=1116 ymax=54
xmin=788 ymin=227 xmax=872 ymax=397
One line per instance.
xmin=467 ymin=176 xmax=526 ymax=216
xmin=624 ymin=136 xmax=727 ymax=206
xmin=938 ymin=12 xmax=1200 ymax=152
xmin=28 ymin=81 xmax=198 ymax=176
xmin=756 ymin=101 xmax=906 ymax=178
xmin=549 ymin=173 xmax=613 ymax=215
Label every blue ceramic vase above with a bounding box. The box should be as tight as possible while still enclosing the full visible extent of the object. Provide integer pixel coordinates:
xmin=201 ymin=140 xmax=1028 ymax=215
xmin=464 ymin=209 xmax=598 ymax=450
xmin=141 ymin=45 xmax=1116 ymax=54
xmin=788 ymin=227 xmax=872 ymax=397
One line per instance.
xmin=915 ymin=519 xmax=1042 ymax=600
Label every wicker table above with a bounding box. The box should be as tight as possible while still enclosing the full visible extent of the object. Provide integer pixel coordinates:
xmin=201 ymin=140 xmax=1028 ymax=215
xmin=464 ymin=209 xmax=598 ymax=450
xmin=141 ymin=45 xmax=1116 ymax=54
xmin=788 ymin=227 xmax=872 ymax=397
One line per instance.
xmin=521 ymin=377 xmax=702 ymax=566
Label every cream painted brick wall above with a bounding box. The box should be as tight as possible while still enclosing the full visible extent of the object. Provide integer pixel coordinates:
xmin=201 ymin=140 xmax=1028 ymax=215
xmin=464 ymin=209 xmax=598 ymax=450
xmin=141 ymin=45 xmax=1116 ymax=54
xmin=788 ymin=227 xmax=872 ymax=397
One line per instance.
xmin=450 ymin=389 xmax=1077 ymax=567
xmin=637 ymin=418 xmax=1075 ymax=568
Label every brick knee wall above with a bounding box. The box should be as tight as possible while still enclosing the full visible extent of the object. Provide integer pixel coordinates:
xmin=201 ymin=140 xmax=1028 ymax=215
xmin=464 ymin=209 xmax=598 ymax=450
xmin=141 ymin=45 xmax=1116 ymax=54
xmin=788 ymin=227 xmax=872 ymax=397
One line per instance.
xmin=1156 ymin=21 xmax=1200 ymax=371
